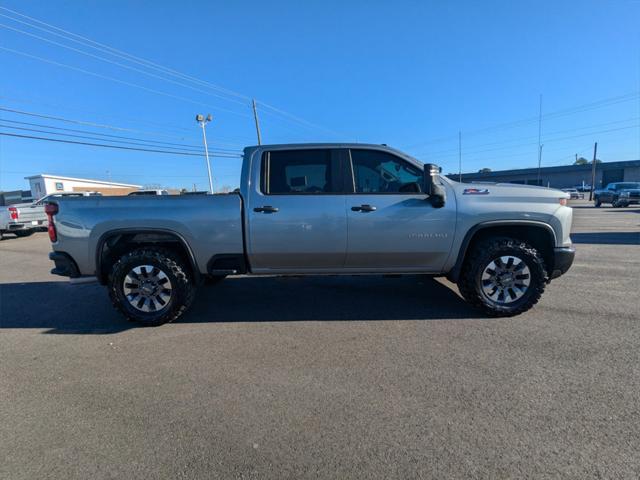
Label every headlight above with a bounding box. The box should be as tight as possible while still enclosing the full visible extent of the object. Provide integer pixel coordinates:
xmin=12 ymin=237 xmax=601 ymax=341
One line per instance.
xmin=620 ymin=191 xmax=630 ymax=197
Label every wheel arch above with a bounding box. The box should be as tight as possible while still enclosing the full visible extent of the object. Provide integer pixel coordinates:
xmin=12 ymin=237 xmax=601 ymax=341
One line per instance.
xmin=447 ymin=221 xmax=556 ymax=283
xmin=95 ymin=228 xmax=199 ymax=285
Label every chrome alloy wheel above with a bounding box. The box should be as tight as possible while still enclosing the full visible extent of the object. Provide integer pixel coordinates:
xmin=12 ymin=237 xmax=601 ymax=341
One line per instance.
xmin=480 ymin=256 xmax=531 ymax=304
xmin=123 ymin=265 xmax=172 ymax=312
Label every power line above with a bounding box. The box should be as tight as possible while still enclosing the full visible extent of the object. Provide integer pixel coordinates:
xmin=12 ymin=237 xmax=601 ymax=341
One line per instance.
xmin=0 ymin=131 xmax=242 ymax=157
xmin=424 ymin=117 xmax=640 ymax=158
xmin=431 ymin=124 xmax=639 ymax=162
xmin=0 ymin=118 xmax=241 ymax=153
xmin=0 ymin=106 xmax=242 ymax=150
xmin=0 ymin=46 xmax=253 ymax=119
xmin=406 ymin=91 xmax=640 ymax=151
xmin=0 ymin=6 xmax=343 ymax=137
xmin=0 ymin=123 xmax=213 ymax=153
xmin=0 ymin=94 xmax=251 ymax=145
xmin=0 ymin=21 xmax=251 ymax=110
xmin=0 ymin=6 xmax=251 ymax=102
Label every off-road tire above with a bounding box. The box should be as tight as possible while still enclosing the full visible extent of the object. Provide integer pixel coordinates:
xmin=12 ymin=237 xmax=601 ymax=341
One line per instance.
xmin=14 ymin=229 xmax=35 ymax=238
xmin=457 ymin=237 xmax=547 ymax=317
xmin=108 ymin=247 xmax=196 ymax=326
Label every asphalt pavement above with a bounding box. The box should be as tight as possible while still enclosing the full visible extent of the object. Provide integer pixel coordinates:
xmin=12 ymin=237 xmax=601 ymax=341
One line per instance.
xmin=1 ymin=201 xmax=639 ymax=479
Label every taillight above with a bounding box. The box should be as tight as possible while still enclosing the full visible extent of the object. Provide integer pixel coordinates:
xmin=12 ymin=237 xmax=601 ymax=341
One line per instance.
xmin=45 ymin=203 xmax=58 ymax=242
xmin=8 ymin=206 xmax=18 ymax=220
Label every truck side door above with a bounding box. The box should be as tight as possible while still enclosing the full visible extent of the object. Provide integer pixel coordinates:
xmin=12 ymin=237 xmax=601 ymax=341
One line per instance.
xmin=246 ymin=148 xmax=348 ymax=272
xmin=343 ymin=148 xmax=456 ymax=272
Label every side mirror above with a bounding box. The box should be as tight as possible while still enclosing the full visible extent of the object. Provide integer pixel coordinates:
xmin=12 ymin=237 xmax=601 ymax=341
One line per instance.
xmin=423 ymin=163 xmax=446 ymax=208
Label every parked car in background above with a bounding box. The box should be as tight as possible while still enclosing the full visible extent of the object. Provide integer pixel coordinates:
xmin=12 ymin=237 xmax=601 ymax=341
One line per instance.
xmin=561 ymin=188 xmax=584 ymax=200
xmin=593 ymin=182 xmax=640 ymax=207
xmin=128 ymin=189 xmax=169 ymax=196
xmin=0 ymin=192 xmax=101 ymax=239
xmin=575 ymin=185 xmax=591 ymax=192
xmin=46 ymin=143 xmax=574 ymax=325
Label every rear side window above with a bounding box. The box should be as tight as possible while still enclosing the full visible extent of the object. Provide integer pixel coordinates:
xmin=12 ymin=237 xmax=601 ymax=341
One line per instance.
xmin=350 ymin=149 xmax=422 ymax=194
xmin=261 ymin=149 xmax=337 ymax=194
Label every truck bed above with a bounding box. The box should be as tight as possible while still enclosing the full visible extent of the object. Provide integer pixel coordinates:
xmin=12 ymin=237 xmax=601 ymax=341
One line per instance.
xmin=52 ymin=194 xmax=244 ymax=276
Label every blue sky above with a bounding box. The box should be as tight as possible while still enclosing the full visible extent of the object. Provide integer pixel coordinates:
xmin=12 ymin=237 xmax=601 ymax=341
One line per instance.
xmin=1 ymin=0 xmax=639 ymax=192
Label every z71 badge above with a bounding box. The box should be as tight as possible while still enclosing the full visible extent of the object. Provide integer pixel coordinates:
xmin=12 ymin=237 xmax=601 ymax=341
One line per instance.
xmin=463 ymin=188 xmax=490 ymax=195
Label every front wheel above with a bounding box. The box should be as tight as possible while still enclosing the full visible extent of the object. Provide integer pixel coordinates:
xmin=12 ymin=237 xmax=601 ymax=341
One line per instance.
xmin=108 ymin=248 xmax=196 ymax=326
xmin=457 ymin=237 xmax=547 ymax=317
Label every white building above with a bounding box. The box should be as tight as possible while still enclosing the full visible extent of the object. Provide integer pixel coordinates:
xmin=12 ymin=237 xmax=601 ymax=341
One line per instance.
xmin=25 ymin=174 xmax=141 ymax=199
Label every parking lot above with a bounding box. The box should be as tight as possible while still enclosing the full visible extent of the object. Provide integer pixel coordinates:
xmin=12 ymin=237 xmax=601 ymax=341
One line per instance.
xmin=1 ymin=201 xmax=639 ymax=479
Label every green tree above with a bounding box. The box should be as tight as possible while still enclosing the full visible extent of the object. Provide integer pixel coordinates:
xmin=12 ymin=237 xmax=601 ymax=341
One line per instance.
xmin=478 ymin=168 xmax=492 ymax=173
xmin=574 ymin=157 xmax=602 ymax=165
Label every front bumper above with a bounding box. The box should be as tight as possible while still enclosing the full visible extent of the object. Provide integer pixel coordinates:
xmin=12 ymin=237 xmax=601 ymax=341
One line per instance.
xmin=49 ymin=251 xmax=81 ymax=278
xmin=550 ymin=246 xmax=575 ymax=279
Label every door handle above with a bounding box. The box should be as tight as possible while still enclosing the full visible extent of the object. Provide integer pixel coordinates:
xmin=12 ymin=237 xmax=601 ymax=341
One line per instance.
xmin=351 ymin=204 xmax=377 ymax=212
xmin=254 ymin=206 xmax=279 ymax=213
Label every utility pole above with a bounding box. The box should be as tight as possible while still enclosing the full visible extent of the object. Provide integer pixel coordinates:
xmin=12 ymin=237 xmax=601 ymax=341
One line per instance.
xmin=589 ymin=142 xmax=598 ymax=201
xmin=575 ymin=153 xmax=578 ymax=165
xmin=196 ymin=114 xmax=214 ymax=194
xmin=252 ymin=99 xmax=262 ymax=145
xmin=458 ymin=130 xmax=462 ymax=183
xmin=536 ymin=94 xmax=543 ymax=185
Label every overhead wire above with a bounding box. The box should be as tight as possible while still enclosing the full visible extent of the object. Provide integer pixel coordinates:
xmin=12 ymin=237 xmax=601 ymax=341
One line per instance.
xmin=0 ymin=117 xmax=241 ymax=152
xmin=0 ymin=6 xmax=344 ymax=136
xmin=0 ymin=46 xmax=253 ymax=119
xmin=0 ymin=106 xmax=242 ymax=150
xmin=0 ymin=132 xmax=242 ymax=158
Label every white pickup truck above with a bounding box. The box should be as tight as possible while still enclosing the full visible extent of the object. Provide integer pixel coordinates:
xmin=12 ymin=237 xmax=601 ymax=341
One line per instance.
xmin=0 ymin=200 xmax=46 ymax=239
xmin=1 ymin=192 xmax=101 ymax=239
xmin=45 ymin=143 xmax=575 ymax=325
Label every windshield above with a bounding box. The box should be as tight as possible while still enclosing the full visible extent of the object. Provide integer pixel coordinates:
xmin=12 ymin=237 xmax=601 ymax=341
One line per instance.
xmin=614 ymin=183 xmax=640 ymax=190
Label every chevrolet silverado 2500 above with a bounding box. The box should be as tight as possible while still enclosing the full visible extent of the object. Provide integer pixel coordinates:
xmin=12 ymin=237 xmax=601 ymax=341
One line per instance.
xmin=46 ymin=144 xmax=575 ymax=325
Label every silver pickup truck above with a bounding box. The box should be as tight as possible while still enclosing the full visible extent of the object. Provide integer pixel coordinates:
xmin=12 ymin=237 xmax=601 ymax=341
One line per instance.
xmin=46 ymin=143 xmax=575 ymax=325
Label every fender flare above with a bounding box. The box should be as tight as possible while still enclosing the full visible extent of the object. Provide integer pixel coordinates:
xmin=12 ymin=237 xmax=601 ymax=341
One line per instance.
xmin=95 ymin=228 xmax=200 ymax=284
xmin=446 ymin=220 xmax=557 ymax=283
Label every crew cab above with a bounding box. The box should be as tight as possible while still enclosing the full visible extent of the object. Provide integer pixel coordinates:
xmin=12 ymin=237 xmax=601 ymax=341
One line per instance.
xmin=46 ymin=144 xmax=575 ymax=325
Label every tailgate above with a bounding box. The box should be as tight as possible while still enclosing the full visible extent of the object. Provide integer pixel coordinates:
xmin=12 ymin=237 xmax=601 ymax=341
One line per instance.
xmin=14 ymin=205 xmax=46 ymax=225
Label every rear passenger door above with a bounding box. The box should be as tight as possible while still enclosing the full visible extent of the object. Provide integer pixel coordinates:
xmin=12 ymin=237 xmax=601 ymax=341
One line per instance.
xmin=247 ymin=148 xmax=348 ymax=272
xmin=343 ymin=148 xmax=456 ymax=272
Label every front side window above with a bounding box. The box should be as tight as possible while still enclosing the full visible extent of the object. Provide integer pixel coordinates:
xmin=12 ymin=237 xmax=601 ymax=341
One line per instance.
xmin=350 ymin=149 xmax=422 ymax=194
xmin=262 ymin=149 xmax=336 ymax=194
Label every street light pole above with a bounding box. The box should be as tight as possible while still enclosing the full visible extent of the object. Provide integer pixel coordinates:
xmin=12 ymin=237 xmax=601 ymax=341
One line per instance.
xmin=196 ymin=114 xmax=213 ymax=194
xmin=537 ymin=143 xmax=544 ymax=186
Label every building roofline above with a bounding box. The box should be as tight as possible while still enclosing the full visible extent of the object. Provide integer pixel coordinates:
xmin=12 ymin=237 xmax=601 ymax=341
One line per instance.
xmin=456 ymin=159 xmax=640 ymax=178
xmin=24 ymin=174 xmax=141 ymax=188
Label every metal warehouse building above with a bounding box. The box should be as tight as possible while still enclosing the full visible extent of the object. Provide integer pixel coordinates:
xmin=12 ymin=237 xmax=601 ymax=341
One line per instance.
xmin=450 ymin=159 xmax=640 ymax=188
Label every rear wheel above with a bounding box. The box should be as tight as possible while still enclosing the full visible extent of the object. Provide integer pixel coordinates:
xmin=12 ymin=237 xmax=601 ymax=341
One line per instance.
xmin=458 ymin=237 xmax=547 ymax=317
xmin=14 ymin=229 xmax=35 ymax=238
xmin=108 ymin=248 xmax=196 ymax=326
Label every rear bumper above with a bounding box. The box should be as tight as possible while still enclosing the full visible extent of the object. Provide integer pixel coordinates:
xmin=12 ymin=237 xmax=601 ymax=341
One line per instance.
xmin=49 ymin=251 xmax=81 ymax=278
xmin=550 ymin=246 xmax=575 ymax=280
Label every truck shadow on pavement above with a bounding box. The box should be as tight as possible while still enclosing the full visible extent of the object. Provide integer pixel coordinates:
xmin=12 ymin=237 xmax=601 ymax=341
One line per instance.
xmin=571 ymin=232 xmax=640 ymax=245
xmin=0 ymin=275 xmax=480 ymax=334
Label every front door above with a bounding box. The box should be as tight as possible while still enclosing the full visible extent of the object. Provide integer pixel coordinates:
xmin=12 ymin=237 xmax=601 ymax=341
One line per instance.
xmin=344 ymin=148 xmax=456 ymax=272
xmin=247 ymin=148 xmax=348 ymax=272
